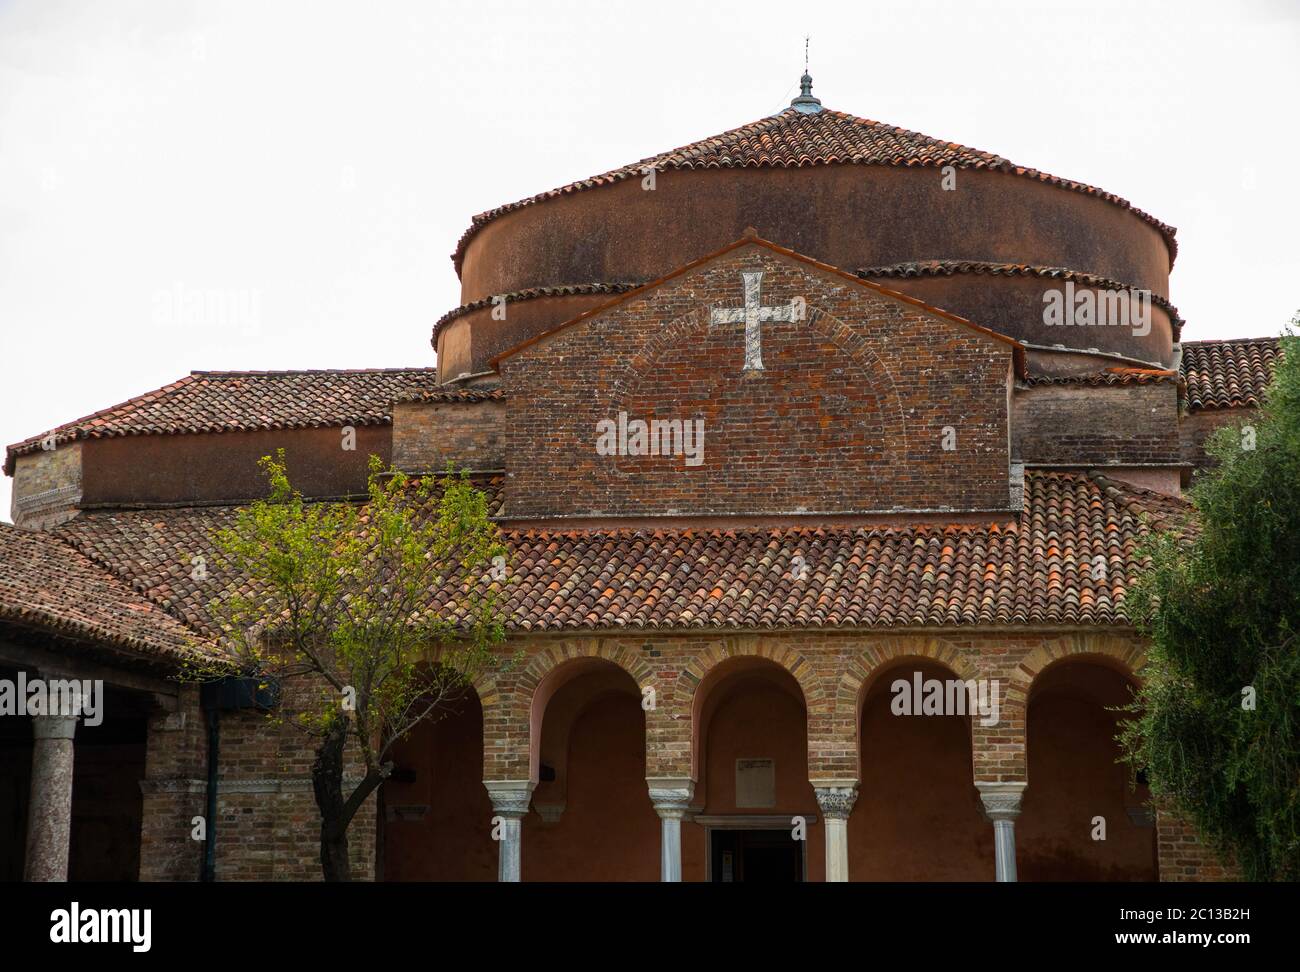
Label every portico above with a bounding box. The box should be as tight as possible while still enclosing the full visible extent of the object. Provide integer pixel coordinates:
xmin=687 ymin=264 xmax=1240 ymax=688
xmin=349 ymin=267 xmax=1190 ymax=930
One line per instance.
xmin=382 ymin=629 xmax=1161 ymax=883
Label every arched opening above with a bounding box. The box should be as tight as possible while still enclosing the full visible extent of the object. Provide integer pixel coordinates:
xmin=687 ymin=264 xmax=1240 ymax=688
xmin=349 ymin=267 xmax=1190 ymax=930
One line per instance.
xmin=686 ymin=656 xmax=818 ymax=882
xmin=1018 ymin=657 xmax=1157 ymax=881
xmin=850 ymin=658 xmax=990 ymax=880
xmin=381 ymin=685 xmax=494 ymax=881
xmin=522 ymin=658 xmax=656 ymax=881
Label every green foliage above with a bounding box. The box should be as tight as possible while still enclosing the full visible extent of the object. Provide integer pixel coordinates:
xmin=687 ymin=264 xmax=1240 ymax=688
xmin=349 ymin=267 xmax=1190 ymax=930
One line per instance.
xmin=1121 ymin=326 xmax=1300 ymax=880
xmin=201 ymin=453 xmax=510 ymax=776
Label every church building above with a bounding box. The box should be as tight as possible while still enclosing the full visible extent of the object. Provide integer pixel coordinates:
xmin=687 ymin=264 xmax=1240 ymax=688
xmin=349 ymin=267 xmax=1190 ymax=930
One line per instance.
xmin=1 ymin=76 xmax=1280 ymax=882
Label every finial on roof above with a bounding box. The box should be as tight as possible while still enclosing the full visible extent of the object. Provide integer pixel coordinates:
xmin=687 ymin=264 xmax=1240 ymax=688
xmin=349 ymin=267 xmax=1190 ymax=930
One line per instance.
xmin=790 ymin=36 xmax=822 ymax=113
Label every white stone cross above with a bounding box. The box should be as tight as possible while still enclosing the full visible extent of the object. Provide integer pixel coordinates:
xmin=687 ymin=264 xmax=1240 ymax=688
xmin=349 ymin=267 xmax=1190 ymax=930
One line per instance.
xmin=709 ymin=271 xmax=803 ymax=371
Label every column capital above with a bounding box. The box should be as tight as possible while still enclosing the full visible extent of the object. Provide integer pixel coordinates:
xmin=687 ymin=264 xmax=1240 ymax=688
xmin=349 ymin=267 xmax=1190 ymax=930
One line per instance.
xmin=31 ymin=713 xmax=78 ymax=741
xmin=976 ymin=781 xmax=1027 ymax=821
xmin=483 ymin=780 xmax=535 ymax=819
xmin=647 ymin=777 xmax=694 ymax=819
xmin=812 ymin=782 xmax=859 ymax=820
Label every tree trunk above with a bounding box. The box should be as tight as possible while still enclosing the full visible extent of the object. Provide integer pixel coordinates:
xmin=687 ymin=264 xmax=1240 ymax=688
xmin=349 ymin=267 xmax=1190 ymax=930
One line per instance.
xmin=312 ymin=716 xmax=352 ymax=882
xmin=310 ymin=715 xmax=389 ymax=882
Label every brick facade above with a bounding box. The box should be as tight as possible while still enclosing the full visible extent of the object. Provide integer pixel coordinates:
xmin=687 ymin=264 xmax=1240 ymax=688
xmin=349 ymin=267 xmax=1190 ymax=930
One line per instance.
xmin=499 ymin=244 xmax=1016 ymax=518
xmin=1157 ymin=807 xmax=1239 ymax=881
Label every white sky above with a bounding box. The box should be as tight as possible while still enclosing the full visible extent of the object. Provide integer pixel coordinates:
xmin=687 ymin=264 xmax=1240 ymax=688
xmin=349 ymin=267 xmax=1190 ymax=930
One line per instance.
xmin=2 ymin=0 xmax=1297 ymax=522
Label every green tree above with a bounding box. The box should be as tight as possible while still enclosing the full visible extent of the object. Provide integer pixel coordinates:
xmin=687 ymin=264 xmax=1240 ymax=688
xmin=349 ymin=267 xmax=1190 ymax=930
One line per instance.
xmin=1121 ymin=325 xmax=1299 ymax=880
xmin=202 ymin=452 xmax=507 ymax=881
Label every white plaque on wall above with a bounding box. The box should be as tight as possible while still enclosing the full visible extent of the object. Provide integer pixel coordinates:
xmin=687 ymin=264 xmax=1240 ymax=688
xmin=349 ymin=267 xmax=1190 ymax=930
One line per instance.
xmin=735 ymin=758 xmax=776 ymax=808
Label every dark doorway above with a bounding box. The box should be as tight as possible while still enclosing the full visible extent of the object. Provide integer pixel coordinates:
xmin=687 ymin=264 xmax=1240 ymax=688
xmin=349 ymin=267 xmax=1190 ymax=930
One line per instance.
xmin=710 ymin=829 xmax=803 ymax=882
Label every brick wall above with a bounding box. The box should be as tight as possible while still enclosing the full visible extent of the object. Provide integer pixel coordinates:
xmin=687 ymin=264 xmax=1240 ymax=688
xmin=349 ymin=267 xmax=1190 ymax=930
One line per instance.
xmin=140 ymin=682 xmax=377 ymax=882
xmin=392 ymin=399 xmax=506 ymax=472
xmin=11 ymin=444 xmax=83 ymax=529
xmin=1013 ymin=383 xmax=1181 ymax=466
xmin=1180 ymin=407 xmax=1255 ymax=473
xmin=500 ymin=245 xmax=1015 ymax=518
xmin=82 ymin=426 xmax=390 ymax=507
xmin=1157 ymin=806 xmax=1239 ymax=881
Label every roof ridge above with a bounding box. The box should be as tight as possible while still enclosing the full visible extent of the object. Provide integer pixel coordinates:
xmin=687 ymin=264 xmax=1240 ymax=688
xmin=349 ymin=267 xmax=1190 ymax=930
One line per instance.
xmin=1181 ymin=336 xmax=1281 ymax=346
xmin=4 ymin=373 xmax=201 ymax=466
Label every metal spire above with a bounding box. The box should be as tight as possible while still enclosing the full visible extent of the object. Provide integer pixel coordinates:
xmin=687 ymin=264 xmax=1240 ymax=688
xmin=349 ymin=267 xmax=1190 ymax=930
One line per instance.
xmin=790 ymin=36 xmax=822 ymax=113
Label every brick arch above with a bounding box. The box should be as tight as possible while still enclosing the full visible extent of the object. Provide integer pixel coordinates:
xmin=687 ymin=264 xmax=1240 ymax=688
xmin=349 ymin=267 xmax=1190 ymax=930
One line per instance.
xmin=677 ymin=637 xmax=826 ymax=781
xmin=521 ymin=642 xmax=655 ymax=784
xmin=474 ymin=640 xmax=655 ymax=784
xmin=605 ymin=303 xmax=911 ymax=466
xmin=836 ymin=636 xmax=978 ymax=719
xmin=517 ymin=640 xmax=657 ymax=697
xmin=1011 ymin=633 xmax=1148 ymax=703
xmin=837 ymin=637 xmax=980 ymax=782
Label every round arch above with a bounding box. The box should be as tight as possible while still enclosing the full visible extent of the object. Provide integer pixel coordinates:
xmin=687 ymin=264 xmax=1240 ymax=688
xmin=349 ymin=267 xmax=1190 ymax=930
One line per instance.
xmin=1013 ymin=634 xmax=1146 ymax=703
xmin=1018 ymin=653 xmax=1156 ymax=880
xmin=679 ymin=640 xmax=822 ymax=781
xmin=525 ymin=647 xmax=651 ymax=783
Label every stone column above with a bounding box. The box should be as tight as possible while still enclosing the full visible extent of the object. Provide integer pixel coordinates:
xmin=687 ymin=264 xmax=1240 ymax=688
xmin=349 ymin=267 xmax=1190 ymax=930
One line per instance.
xmin=976 ymin=781 xmax=1027 ymax=882
xmin=814 ymin=783 xmax=859 ymax=882
xmin=24 ymin=713 xmax=79 ymax=882
xmin=484 ymin=781 xmax=535 ymax=882
xmin=647 ymin=778 xmax=694 ymax=882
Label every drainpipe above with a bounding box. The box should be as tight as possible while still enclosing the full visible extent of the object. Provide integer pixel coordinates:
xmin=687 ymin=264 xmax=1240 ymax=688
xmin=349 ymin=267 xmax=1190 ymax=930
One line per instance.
xmin=198 ymin=676 xmax=279 ymax=882
xmin=200 ymin=704 xmax=220 ymax=882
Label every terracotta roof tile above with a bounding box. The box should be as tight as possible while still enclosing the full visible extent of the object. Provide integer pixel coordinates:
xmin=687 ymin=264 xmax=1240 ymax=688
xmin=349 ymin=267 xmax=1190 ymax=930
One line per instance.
xmin=1023 ymin=367 xmax=1180 ymax=389
xmin=393 ymin=386 xmax=505 ymax=404
xmin=453 ymin=107 xmax=1177 ymax=272
xmin=53 ymin=472 xmax=1179 ymax=636
xmin=0 ymin=523 xmax=219 ymax=663
xmin=51 ymin=477 xmax=504 ymax=637
xmin=1180 ymin=337 xmax=1282 ymax=411
xmin=5 ymin=368 xmax=438 ymax=473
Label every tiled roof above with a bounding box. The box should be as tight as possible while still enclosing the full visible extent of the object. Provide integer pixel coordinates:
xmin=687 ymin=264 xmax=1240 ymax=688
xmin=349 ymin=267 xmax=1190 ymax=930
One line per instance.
xmin=859 ymin=261 xmax=1183 ymax=335
xmin=453 ymin=107 xmax=1177 ymax=272
xmin=0 ymin=523 xmax=219 ymax=663
xmin=54 ymin=472 xmax=1180 ymax=635
xmin=1022 ymin=367 xmax=1180 ymax=389
xmin=5 ymin=368 xmax=438 ymax=474
xmin=1180 ymin=338 xmax=1282 ymax=411
xmin=432 ymin=283 xmax=642 ymax=345
xmin=52 ymin=476 xmax=505 ymax=637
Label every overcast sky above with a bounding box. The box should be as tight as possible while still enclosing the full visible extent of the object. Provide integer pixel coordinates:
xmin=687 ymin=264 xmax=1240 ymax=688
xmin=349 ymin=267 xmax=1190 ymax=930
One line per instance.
xmin=1 ymin=0 xmax=1297 ymax=521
